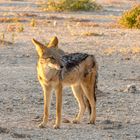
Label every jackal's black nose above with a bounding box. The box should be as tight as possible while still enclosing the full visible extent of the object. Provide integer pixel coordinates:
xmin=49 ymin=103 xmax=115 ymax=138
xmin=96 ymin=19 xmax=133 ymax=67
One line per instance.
xmin=60 ymin=65 xmax=64 ymax=69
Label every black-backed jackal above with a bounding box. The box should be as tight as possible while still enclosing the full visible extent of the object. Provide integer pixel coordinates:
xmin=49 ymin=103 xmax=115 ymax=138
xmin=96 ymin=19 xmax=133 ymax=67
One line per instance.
xmin=32 ymin=37 xmax=98 ymax=129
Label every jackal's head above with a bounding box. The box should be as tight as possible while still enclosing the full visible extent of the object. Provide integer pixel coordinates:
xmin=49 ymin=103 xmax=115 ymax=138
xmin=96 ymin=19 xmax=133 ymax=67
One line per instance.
xmin=32 ymin=37 xmax=63 ymax=70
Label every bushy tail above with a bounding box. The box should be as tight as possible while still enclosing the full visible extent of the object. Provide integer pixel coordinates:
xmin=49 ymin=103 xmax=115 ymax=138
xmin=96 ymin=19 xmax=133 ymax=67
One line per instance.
xmin=85 ymin=56 xmax=98 ymax=115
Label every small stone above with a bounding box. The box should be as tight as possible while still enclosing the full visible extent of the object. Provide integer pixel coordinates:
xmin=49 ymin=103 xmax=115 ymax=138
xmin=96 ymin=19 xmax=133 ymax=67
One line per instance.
xmin=124 ymin=84 xmax=137 ymax=93
xmin=131 ymin=71 xmax=134 ymax=73
xmin=23 ymin=54 xmax=30 ymax=57
xmin=6 ymin=107 xmax=13 ymax=112
xmin=113 ymin=73 xmax=116 ymax=76
xmin=15 ymin=55 xmax=23 ymax=58
xmin=102 ymin=120 xmax=112 ymax=124
xmin=125 ymin=57 xmax=130 ymax=60
xmin=0 ymin=61 xmax=4 ymax=64
xmin=62 ymin=118 xmax=71 ymax=123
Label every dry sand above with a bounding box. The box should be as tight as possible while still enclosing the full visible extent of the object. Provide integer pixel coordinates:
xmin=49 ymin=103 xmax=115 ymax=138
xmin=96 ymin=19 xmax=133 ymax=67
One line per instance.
xmin=0 ymin=0 xmax=140 ymax=139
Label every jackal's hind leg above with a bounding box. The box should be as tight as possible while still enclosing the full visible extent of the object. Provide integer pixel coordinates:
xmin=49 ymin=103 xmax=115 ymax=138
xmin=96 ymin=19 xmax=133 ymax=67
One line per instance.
xmin=71 ymin=85 xmax=86 ymax=124
xmin=81 ymin=82 xmax=96 ymax=124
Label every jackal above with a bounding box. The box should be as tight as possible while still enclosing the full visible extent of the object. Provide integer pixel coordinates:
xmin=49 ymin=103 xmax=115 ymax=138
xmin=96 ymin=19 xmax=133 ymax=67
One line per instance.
xmin=32 ymin=37 xmax=98 ymax=129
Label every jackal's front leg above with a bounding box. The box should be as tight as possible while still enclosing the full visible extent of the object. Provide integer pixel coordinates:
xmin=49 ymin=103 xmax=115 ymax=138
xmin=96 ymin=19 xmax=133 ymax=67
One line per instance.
xmin=39 ymin=85 xmax=52 ymax=128
xmin=54 ymin=84 xmax=62 ymax=129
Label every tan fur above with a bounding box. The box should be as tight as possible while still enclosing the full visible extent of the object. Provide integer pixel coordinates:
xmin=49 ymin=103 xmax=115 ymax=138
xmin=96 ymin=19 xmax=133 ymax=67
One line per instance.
xmin=32 ymin=37 xmax=98 ymax=129
xmin=47 ymin=36 xmax=58 ymax=48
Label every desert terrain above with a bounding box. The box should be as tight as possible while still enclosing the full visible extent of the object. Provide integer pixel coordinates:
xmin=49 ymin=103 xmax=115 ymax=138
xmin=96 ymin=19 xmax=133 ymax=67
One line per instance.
xmin=0 ymin=0 xmax=140 ymax=140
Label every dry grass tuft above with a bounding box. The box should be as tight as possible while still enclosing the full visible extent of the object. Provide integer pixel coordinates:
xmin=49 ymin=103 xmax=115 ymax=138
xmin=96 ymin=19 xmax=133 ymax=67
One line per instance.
xmin=104 ymin=47 xmax=116 ymax=55
xmin=0 ymin=17 xmax=27 ymax=23
xmin=17 ymin=13 xmax=38 ymax=18
xmin=81 ymin=31 xmax=102 ymax=36
xmin=119 ymin=4 xmax=140 ymax=29
xmin=7 ymin=24 xmax=24 ymax=32
xmin=0 ymin=39 xmax=13 ymax=46
xmin=76 ymin=21 xmax=99 ymax=27
xmin=131 ymin=46 xmax=140 ymax=54
xmin=39 ymin=0 xmax=102 ymax=12
xmin=30 ymin=18 xmax=37 ymax=27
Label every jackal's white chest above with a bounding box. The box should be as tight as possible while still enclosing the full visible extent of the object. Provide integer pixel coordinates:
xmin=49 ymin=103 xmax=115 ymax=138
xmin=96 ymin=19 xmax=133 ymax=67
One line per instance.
xmin=37 ymin=65 xmax=59 ymax=83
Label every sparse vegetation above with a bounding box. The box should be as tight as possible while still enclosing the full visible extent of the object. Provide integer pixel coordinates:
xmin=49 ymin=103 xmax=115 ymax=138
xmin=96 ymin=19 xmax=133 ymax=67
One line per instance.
xmin=1 ymin=33 xmax=5 ymax=42
xmin=119 ymin=4 xmax=140 ymax=28
xmin=0 ymin=33 xmax=13 ymax=46
xmin=0 ymin=17 xmax=26 ymax=23
xmin=76 ymin=21 xmax=99 ymax=27
xmin=81 ymin=31 xmax=102 ymax=36
xmin=17 ymin=24 xmax=24 ymax=32
xmin=0 ymin=1 xmax=140 ymax=139
xmin=39 ymin=0 xmax=102 ymax=12
xmin=12 ymin=33 xmax=15 ymax=44
xmin=7 ymin=24 xmax=24 ymax=32
xmin=0 ymin=33 xmax=5 ymax=45
xmin=30 ymin=18 xmax=37 ymax=27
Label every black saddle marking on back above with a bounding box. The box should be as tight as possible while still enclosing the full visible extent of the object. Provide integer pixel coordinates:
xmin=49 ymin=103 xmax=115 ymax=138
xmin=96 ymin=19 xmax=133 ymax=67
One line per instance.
xmin=60 ymin=53 xmax=89 ymax=70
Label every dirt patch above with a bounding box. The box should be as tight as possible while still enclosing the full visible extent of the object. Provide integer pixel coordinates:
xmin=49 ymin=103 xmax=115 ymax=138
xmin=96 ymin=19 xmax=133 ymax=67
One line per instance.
xmin=0 ymin=0 xmax=140 ymax=140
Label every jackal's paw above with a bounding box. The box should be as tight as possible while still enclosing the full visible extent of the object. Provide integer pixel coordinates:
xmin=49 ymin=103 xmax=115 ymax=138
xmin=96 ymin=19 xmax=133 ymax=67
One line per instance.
xmin=53 ymin=124 xmax=60 ymax=129
xmin=72 ymin=119 xmax=80 ymax=124
xmin=88 ymin=120 xmax=95 ymax=124
xmin=38 ymin=122 xmax=47 ymax=128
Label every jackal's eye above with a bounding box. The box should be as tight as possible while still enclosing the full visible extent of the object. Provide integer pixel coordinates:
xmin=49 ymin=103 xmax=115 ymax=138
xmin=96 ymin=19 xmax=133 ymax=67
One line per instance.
xmin=47 ymin=56 xmax=55 ymax=60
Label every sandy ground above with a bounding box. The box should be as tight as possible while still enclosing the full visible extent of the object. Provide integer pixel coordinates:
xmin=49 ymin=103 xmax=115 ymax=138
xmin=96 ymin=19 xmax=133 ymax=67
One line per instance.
xmin=0 ymin=0 xmax=140 ymax=139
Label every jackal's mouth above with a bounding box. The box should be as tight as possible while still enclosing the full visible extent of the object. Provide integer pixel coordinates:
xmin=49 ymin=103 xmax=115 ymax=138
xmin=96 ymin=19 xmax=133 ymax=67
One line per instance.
xmin=48 ymin=62 xmax=62 ymax=70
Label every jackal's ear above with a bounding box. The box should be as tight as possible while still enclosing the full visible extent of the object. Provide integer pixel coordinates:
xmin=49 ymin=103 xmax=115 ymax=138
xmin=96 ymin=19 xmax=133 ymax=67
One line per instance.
xmin=32 ymin=39 xmax=46 ymax=57
xmin=47 ymin=36 xmax=58 ymax=48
